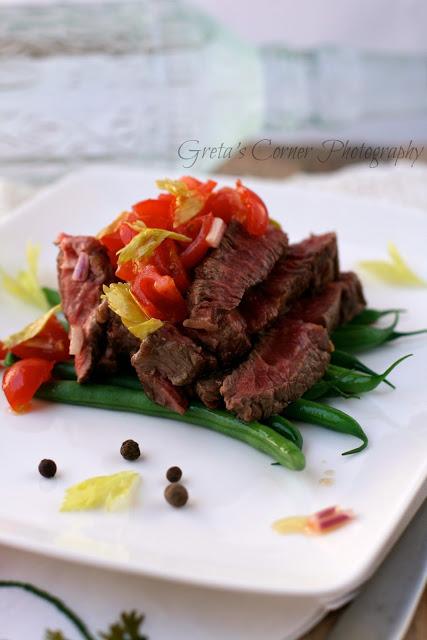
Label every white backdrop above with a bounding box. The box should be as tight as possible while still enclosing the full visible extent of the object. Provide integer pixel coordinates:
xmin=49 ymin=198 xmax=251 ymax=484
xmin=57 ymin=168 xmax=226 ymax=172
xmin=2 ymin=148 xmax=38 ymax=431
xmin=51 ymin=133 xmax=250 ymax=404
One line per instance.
xmin=190 ymin=0 xmax=427 ymax=52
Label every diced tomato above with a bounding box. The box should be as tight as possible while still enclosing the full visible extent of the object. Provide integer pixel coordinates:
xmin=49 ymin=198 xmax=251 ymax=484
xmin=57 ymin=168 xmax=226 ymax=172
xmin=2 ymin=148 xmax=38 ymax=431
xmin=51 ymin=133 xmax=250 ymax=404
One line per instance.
xmin=131 ymin=266 xmax=187 ymax=323
xmin=132 ymin=197 xmax=174 ymax=230
xmin=0 ymin=341 xmax=6 ymax=361
xmin=11 ymin=316 xmax=70 ymax=362
xmin=180 ymin=213 xmax=213 ymax=269
xmin=180 ymin=176 xmax=217 ymax=199
xmin=235 ymin=180 xmax=269 ymax=236
xmin=99 ymin=229 xmax=123 ymax=267
xmin=118 ymin=219 xmax=139 ymax=246
xmin=203 ymin=182 xmax=269 ymax=236
xmin=2 ymin=358 xmax=54 ymax=412
xmin=115 ymin=259 xmax=136 ymax=281
xmin=203 ymin=186 xmax=244 ymax=223
xmin=152 ymin=239 xmax=190 ymax=292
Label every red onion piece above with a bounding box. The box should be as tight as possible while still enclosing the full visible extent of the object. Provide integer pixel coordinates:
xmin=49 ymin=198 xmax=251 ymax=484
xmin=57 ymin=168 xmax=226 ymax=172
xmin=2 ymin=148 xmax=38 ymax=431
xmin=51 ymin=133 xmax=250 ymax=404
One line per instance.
xmin=69 ymin=325 xmax=84 ymax=355
xmin=206 ymin=217 xmax=226 ymax=248
xmin=72 ymin=252 xmax=90 ymax=281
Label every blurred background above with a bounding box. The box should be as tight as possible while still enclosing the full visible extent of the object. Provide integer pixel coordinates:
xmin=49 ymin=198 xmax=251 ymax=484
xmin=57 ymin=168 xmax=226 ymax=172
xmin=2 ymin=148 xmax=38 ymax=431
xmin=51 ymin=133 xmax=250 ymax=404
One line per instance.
xmin=1 ymin=0 xmax=427 ymax=184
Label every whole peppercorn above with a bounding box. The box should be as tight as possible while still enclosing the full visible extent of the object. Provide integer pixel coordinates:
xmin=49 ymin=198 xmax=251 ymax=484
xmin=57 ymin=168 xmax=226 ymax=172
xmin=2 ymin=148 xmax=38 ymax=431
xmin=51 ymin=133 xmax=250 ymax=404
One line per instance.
xmin=38 ymin=459 xmax=57 ymax=478
xmin=120 ymin=439 xmax=141 ymax=461
xmin=166 ymin=466 xmax=182 ymax=483
xmin=164 ymin=483 xmax=188 ymax=508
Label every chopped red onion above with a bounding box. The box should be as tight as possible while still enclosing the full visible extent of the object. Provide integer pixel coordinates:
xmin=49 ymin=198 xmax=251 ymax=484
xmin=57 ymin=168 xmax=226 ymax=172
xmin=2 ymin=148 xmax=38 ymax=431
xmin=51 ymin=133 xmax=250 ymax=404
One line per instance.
xmin=206 ymin=217 xmax=226 ymax=248
xmin=69 ymin=325 xmax=84 ymax=355
xmin=72 ymin=252 xmax=90 ymax=281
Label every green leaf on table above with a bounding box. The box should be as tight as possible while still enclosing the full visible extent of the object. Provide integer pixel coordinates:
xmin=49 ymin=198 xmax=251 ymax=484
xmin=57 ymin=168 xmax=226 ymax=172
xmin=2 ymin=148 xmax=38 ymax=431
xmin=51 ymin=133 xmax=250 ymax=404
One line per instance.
xmin=359 ymin=242 xmax=427 ymax=287
xmin=0 ymin=241 xmax=49 ymax=309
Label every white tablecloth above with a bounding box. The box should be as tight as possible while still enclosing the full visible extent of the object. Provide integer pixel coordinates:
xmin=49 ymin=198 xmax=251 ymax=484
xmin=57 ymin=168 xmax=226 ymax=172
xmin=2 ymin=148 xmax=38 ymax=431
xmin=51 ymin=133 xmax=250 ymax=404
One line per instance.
xmin=1 ymin=161 xmax=426 ymax=640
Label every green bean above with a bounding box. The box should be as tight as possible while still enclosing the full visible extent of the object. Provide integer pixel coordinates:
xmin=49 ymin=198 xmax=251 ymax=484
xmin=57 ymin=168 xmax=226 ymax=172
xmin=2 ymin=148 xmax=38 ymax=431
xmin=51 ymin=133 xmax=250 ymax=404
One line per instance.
xmin=331 ymin=314 xmax=399 ymax=352
xmin=266 ymin=415 xmax=303 ymax=450
xmin=330 ymin=349 xmax=395 ymax=388
xmin=325 ymin=354 xmax=411 ymax=395
xmin=53 ymin=362 xmax=143 ymax=390
xmin=349 ymin=308 xmax=404 ymax=325
xmin=42 ymin=286 xmax=61 ymax=308
xmin=2 ymin=352 xmax=18 ymax=367
xmin=284 ymin=398 xmax=368 ymax=455
xmin=303 ymin=380 xmax=359 ymax=401
xmin=53 ymin=361 xmax=76 ymax=380
xmin=388 ymin=328 xmax=427 ymax=342
xmin=36 ymin=381 xmax=305 ymax=470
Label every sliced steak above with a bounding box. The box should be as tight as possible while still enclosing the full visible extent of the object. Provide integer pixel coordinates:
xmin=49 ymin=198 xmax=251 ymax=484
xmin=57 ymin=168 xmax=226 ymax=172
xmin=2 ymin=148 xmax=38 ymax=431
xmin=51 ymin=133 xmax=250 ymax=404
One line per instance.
xmin=287 ymin=271 xmax=366 ymax=332
xmin=184 ymin=221 xmax=288 ymax=362
xmin=240 ymin=232 xmax=339 ymax=334
xmin=131 ymin=323 xmax=212 ymax=387
xmin=195 ymin=371 xmax=227 ymax=409
xmin=138 ymin=371 xmax=188 ymax=415
xmin=96 ymin=300 xmax=140 ymax=375
xmin=186 ymin=309 xmax=251 ymax=365
xmin=221 ymin=318 xmax=332 ymax=422
xmin=339 ymin=271 xmax=366 ymax=324
xmin=57 ymin=234 xmax=114 ymax=382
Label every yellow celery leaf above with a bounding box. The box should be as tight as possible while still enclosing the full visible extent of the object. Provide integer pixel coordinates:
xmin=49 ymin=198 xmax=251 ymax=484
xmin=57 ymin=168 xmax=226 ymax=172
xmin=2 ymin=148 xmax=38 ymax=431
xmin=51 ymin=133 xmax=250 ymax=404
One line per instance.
xmin=117 ymin=227 xmax=190 ymax=265
xmin=0 ymin=242 xmax=49 ymax=310
xmin=102 ymin=283 xmax=163 ymax=340
xmin=2 ymin=304 xmax=61 ymax=349
xmin=61 ymin=470 xmax=140 ymax=512
xmin=359 ymin=242 xmax=427 ymax=287
xmin=156 ymin=178 xmax=204 ymax=227
xmin=96 ymin=210 xmax=131 ymax=239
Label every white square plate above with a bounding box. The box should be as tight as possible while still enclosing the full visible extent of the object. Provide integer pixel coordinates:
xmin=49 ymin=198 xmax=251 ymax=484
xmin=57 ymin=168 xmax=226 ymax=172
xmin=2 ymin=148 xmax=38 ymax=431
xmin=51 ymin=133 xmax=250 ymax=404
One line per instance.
xmin=0 ymin=166 xmax=426 ymax=602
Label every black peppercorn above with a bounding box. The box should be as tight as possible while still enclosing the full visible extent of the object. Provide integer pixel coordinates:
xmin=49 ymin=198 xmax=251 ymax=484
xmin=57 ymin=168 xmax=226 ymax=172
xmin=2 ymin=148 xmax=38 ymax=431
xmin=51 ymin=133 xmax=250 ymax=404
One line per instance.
xmin=38 ymin=459 xmax=57 ymax=478
xmin=166 ymin=466 xmax=182 ymax=483
xmin=120 ymin=439 xmax=141 ymax=461
xmin=164 ymin=483 xmax=188 ymax=508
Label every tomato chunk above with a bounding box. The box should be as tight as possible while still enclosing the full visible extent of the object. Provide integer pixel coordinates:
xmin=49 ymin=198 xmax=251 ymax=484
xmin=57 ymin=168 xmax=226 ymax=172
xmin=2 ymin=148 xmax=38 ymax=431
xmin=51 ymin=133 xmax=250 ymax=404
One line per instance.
xmin=2 ymin=358 xmax=54 ymax=412
xmin=152 ymin=239 xmax=190 ymax=292
xmin=235 ymin=180 xmax=269 ymax=236
xmin=11 ymin=316 xmax=70 ymax=362
xmin=131 ymin=266 xmax=187 ymax=323
xmin=132 ymin=197 xmax=174 ymax=230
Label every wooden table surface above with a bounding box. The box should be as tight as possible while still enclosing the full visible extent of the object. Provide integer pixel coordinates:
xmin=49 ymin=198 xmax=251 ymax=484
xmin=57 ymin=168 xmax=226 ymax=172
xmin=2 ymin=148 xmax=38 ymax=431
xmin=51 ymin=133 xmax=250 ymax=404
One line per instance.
xmin=218 ymin=145 xmax=427 ymax=640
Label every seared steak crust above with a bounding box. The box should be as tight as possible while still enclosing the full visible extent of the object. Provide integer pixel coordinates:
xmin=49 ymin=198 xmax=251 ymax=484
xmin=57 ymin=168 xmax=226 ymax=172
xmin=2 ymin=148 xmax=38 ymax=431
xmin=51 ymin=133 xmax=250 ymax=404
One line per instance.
xmin=221 ymin=319 xmax=332 ymax=422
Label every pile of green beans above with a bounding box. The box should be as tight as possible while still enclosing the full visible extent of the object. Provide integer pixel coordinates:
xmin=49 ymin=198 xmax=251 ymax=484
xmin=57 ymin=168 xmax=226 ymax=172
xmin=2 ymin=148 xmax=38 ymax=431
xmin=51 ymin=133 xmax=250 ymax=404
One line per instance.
xmin=31 ymin=304 xmax=425 ymax=469
xmin=36 ymin=381 xmax=306 ymax=471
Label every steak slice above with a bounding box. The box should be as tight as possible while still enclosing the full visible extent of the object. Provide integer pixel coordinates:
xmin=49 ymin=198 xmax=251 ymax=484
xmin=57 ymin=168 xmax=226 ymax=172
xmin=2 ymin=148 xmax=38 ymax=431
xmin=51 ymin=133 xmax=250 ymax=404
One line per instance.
xmin=339 ymin=271 xmax=366 ymax=324
xmin=57 ymin=234 xmax=114 ymax=382
xmin=221 ymin=318 xmax=332 ymax=422
xmin=138 ymin=372 xmax=188 ymax=415
xmin=287 ymin=272 xmax=366 ymax=332
xmin=184 ymin=221 xmax=288 ymax=363
xmin=131 ymin=323 xmax=212 ymax=387
xmin=96 ymin=300 xmax=140 ymax=375
xmin=240 ymin=232 xmax=339 ymax=334
xmin=195 ymin=371 xmax=227 ymax=409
